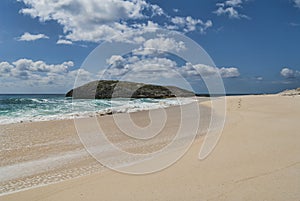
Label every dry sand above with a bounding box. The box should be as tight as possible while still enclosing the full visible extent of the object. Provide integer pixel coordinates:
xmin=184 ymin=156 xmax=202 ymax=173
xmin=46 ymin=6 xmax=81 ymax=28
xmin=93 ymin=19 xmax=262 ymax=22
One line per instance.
xmin=1 ymin=95 xmax=300 ymax=201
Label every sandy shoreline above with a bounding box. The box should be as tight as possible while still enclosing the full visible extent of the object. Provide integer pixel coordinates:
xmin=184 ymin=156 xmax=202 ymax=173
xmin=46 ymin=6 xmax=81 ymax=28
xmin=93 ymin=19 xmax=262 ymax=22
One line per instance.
xmin=1 ymin=95 xmax=300 ymax=200
xmin=0 ymin=99 xmax=212 ymax=195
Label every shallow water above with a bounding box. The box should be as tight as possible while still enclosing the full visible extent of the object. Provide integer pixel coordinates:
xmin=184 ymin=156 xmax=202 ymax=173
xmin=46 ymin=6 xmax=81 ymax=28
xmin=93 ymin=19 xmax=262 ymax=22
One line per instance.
xmin=0 ymin=94 xmax=194 ymax=124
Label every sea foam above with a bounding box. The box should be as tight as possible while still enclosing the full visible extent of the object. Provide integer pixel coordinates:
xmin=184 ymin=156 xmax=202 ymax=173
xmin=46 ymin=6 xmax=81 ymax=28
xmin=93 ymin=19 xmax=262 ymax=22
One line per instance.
xmin=0 ymin=95 xmax=196 ymax=125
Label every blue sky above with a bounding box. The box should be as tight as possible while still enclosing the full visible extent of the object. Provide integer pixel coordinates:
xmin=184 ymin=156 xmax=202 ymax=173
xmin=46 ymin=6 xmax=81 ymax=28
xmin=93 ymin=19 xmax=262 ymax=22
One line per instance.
xmin=0 ymin=0 xmax=300 ymax=94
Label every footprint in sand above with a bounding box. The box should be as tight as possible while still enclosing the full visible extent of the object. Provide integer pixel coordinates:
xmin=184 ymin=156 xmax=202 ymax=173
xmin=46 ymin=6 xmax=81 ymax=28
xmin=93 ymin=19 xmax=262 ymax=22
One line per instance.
xmin=238 ymin=98 xmax=242 ymax=109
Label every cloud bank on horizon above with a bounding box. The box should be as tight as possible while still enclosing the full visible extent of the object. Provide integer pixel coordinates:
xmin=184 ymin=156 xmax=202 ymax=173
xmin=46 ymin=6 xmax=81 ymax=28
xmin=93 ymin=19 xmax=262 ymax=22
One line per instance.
xmin=0 ymin=59 xmax=93 ymax=90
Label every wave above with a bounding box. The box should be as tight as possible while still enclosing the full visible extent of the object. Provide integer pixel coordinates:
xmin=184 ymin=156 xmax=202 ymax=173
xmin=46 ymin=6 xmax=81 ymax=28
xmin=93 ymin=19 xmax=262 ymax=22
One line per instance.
xmin=0 ymin=96 xmax=196 ymax=125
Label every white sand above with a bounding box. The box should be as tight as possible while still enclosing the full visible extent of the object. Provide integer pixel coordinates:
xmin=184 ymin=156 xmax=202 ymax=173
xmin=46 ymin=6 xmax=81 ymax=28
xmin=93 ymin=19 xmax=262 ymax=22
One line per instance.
xmin=1 ymin=95 xmax=300 ymax=201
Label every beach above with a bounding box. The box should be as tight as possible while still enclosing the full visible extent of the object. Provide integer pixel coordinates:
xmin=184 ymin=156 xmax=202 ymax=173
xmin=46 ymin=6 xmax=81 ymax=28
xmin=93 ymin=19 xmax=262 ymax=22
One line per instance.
xmin=1 ymin=94 xmax=300 ymax=201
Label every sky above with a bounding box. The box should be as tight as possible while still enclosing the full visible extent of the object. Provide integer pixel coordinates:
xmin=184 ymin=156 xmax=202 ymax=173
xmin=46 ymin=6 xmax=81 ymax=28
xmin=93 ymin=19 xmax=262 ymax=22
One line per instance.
xmin=0 ymin=0 xmax=300 ymax=94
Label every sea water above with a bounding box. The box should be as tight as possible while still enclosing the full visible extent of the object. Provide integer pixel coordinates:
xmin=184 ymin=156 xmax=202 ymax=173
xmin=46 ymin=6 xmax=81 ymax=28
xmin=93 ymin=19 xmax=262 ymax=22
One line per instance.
xmin=0 ymin=94 xmax=194 ymax=125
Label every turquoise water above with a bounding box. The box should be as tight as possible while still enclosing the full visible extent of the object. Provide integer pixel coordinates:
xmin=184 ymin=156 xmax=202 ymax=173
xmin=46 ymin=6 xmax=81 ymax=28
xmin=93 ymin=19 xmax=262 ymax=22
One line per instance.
xmin=0 ymin=94 xmax=191 ymax=124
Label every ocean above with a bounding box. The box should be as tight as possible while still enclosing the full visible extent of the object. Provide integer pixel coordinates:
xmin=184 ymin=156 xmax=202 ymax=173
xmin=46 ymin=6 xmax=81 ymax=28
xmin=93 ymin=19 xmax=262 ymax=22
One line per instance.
xmin=0 ymin=94 xmax=193 ymax=125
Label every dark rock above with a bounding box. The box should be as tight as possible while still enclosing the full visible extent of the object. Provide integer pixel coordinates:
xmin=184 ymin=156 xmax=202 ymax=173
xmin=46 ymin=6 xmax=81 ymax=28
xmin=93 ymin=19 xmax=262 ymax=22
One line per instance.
xmin=66 ymin=80 xmax=194 ymax=99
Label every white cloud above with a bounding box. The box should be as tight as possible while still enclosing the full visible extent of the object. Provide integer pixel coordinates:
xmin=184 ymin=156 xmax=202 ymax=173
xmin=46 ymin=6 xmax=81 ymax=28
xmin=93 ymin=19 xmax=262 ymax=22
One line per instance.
xmin=219 ymin=67 xmax=240 ymax=78
xmin=170 ymin=16 xmax=213 ymax=33
xmin=180 ymin=63 xmax=240 ymax=78
xmin=20 ymin=0 xmax=150 ymax=23
xmin=18 ymin=32 xmax=49 ymax=41
xmin=3 ymin=55 xmax=241 ymax=92
xmin=132 ymin=36 xmax=186 ymax=55
xmin=106 ymin=55 xmax=126 ymax=68
xmin=225 ymin=0 xmax=243 ymax=7
xmin=294 ymin=0 xmax=300 ymax=8
xmin=1 ymin=59 xmax=73 ymax=80
xmin=144 ymin=37 xmax=186 ymax=52
xmin=280 ymin=67 xmax=300 ymax=78
xmin=214 ymin=7 xmax=239 ymax=19
xmin=18 ymin=0 xmax=163 ymax=43
xmin=56 ymin=39 xmax=73 ymax=45
xmin=150 ymin=4 xmax=164 ymax=16
xmin=103 ymin=54 xmax=240 ymax=81
xmin=213 ymin=0 xmax=250 ymax=19
xmin=103 ymin=56 xmax=178 ymax=80
xmin=0 ymin=62 xmax=14 ymax=77
xmin=68 ymin=69 xmax=96 ymax=86
xmin=11 ymin=59 xmax=73 ymax=75
xmin=18 ymin=0 xmax=212 ymax=43
xmin=0 ymin=59 xmax=97 ymax=92
xmin=255 ymin=76 xmax=263 ymax=81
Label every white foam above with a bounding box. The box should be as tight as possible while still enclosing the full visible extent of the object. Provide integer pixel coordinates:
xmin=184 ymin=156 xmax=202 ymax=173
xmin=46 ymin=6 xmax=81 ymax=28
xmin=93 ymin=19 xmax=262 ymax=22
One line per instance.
xmin=0 ymin=98 xmax=196 ymax=125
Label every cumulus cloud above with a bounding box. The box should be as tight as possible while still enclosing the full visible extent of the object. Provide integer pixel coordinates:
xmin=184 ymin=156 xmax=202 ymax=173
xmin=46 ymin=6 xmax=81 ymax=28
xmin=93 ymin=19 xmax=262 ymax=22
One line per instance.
xmin=0 ymin=59 xmax=96 ymax=91
xmin=18 ymin=0 xmax=161 ymax=43
xmin=214 ymin=0 xmax=250 ymax=19
xmin=106 ymin=55 xmax=126 ymax=69
xmin=103 ymin=54 xmax=240 ymax=81
xmin=11 ymin=59 xmax=73 ymax=75
xmin=0 ymin=56 xmax=241 ymax=92
xmin=280 ymin=67 xmax=300 ymax=78
xmin=0 ymin=59 xmax=74 ymax=83
xmin=103 ymin=56 xmax=178 ymax=80
xmin=144 ymin=37 xmax=186 ymax=52
xmin=170 ymin=16 xmax=213 ymax=33
xmin=18 ymin=32 xmax=49 ymax=41
xmin=0 ymin=62 xmax=14 ymax=77
xmin=18 ymin=0 xmax=212 ymax=43
xmin=219 ymin=67 xmax=240 ymax=78
xmin=180 ymin=63 xmax=240 ymax=78
xmin=225 ymin=0 xmax=243 ymax=7
xmin=56 ymin=39 xmax=73 ymax=45
xmin=132 ymin=36 xmax=186 ymax=55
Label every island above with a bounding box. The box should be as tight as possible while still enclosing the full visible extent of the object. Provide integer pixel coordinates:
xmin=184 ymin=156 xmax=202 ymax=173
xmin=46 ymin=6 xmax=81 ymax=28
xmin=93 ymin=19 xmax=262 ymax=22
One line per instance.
xmin=66 ymin=80 xmax=195 ymax=99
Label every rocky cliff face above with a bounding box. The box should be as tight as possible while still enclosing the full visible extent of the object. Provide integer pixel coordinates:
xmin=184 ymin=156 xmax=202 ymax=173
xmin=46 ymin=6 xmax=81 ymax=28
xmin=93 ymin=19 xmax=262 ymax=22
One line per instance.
xmin=66 ymin=80 xmax=194 ymax=99
xmin=279 ymin=88 xmax=300 ymax=96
